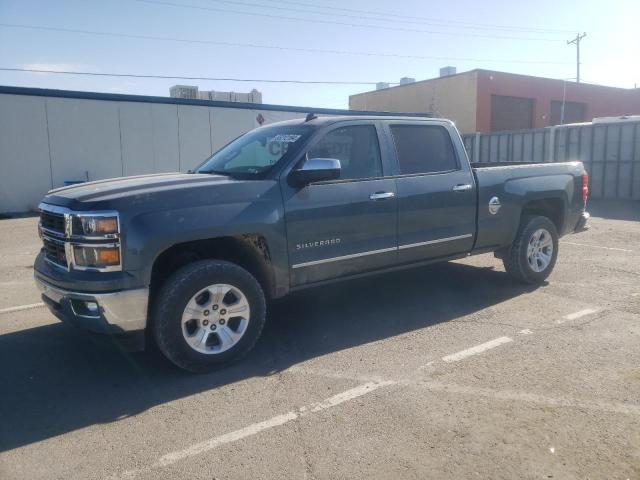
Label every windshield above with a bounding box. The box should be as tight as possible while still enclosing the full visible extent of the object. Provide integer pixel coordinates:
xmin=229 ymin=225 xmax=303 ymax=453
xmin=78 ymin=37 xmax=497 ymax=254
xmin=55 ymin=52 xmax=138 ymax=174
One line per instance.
xmin=196 ymin=125 xmax=312 ymax=178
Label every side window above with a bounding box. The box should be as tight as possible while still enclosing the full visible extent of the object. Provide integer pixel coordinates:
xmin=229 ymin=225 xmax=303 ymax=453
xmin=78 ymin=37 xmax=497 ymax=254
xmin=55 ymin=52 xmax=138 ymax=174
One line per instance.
xmin=390 ymin=125 xmax=459 ymax=175
xmin=307 ymin=125 xmax=382 ymax=180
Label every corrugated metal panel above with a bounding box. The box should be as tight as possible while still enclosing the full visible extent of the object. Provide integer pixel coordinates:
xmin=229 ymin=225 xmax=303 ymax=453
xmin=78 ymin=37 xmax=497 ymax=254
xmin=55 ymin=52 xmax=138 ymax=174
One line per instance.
xmin=462 ymin=119 xmax=640 ymax=199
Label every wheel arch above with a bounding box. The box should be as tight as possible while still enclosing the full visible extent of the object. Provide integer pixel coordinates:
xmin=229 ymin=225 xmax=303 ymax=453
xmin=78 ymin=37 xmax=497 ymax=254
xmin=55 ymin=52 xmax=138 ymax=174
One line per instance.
xmin=519 ymin=197 xmax=566 ymax=233
xmin=149 ymin=234 xmax=276 ymax=303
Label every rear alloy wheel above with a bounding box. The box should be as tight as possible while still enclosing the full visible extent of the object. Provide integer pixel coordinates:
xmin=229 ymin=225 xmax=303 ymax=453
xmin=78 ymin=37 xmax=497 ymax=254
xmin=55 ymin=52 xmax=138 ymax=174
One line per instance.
xmin=152 ymin=260 xmax=266 ymax=372
xmin=526 ymin=228 xmax=554 ymax=273
xmin=503 ymin=215 xmax=559 ymax=284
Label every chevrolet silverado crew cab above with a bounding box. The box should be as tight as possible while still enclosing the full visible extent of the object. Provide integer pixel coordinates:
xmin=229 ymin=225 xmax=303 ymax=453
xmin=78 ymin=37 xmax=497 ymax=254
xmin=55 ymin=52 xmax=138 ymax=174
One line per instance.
xmin=35 ymin=115 xmax=590 ymax=372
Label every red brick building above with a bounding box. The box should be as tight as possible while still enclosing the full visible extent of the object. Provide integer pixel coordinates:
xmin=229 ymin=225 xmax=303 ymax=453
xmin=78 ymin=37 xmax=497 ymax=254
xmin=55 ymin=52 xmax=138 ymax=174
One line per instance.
xmin=350 ymin=69 xmax=640 ymax=134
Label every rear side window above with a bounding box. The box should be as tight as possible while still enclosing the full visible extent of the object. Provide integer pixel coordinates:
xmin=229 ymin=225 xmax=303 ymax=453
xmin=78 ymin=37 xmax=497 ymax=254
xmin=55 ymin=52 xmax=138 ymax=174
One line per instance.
xmin=390 ymin=125 xmax=458 ymax=175
xmin=307 ymin=125 xmax=382 ymax=180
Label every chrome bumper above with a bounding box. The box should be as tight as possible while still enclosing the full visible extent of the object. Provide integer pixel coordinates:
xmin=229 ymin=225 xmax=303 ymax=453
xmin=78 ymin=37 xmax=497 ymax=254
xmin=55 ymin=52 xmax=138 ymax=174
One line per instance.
xmin=35 ymin=276 xmax=148 ymax=334
xmin=574 ymin=211 xmax=590 ymax=233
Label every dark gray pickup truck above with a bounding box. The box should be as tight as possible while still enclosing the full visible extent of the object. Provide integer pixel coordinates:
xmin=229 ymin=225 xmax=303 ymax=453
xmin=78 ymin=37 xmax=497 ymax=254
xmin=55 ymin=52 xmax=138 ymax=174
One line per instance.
xmin=35 ymin=115 xmax=590 ymax=371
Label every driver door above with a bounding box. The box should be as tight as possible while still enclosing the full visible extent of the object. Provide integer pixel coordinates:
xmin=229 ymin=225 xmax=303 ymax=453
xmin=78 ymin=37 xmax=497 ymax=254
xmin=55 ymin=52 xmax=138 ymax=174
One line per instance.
xmin=280 ymin=122 xmax=398 ymax=286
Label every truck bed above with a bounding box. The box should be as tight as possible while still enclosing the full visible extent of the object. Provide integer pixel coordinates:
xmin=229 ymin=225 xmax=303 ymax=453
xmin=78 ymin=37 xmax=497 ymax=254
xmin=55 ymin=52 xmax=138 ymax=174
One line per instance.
xmin=471 ymin=160 xmax=586 ymax=253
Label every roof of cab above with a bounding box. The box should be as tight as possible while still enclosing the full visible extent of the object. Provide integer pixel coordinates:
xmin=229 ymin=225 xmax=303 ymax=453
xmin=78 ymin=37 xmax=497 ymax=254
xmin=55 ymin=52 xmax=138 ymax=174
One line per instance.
xmin=259 ymin=115 xmax=452 ymax=129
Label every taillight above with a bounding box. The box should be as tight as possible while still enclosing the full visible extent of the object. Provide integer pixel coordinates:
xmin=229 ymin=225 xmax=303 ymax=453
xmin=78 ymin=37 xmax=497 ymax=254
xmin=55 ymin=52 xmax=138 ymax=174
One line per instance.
xmin=581 ymin=173 xmax=589 ymax=205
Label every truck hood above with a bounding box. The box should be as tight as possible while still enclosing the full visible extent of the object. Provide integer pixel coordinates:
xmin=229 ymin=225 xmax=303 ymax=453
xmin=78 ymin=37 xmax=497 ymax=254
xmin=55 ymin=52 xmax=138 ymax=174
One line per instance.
xmin=41 ymin=172 xmax=278 ymax=212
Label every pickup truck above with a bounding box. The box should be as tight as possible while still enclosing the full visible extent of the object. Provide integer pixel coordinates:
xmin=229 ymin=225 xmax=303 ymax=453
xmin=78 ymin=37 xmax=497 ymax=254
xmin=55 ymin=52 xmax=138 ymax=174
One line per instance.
xmin=34 ymin=115 xmax=590 ymax=372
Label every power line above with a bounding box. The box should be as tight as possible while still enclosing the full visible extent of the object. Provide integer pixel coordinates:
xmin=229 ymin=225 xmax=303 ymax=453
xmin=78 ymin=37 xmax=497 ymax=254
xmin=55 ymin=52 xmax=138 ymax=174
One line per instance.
xmin=237 ymin=0 xmax=575 ymax=34
xmin=199 ymin=0 xmax=568 ymax=34
xmin=0 ymin=23 xmax=573 ymax=65
xmin=0 ymin=67 xmax=400 ymax=85
xmin=134 ymin=0 xmax=565 ymax=42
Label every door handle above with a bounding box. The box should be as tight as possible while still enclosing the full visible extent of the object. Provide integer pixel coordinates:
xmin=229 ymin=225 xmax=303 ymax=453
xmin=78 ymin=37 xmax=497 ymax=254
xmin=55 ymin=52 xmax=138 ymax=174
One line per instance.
xmin=369 ymin=191 xmax=395 ymax=201
xmin=452 ymin=184 xmax=472 ymax=192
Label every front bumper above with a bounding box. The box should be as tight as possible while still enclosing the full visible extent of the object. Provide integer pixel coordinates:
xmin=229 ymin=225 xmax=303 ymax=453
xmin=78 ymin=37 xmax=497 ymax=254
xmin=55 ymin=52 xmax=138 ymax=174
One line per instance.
xmin=35 ymin=276 xmax=148 ymax=334
xmin=574 ymin=211 xmax=590 ymax=233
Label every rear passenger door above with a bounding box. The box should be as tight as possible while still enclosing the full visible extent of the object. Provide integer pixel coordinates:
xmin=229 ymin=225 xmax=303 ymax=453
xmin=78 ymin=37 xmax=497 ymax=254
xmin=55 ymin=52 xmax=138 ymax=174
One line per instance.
xmin=387 ymin=122 xmax=476 ymax=263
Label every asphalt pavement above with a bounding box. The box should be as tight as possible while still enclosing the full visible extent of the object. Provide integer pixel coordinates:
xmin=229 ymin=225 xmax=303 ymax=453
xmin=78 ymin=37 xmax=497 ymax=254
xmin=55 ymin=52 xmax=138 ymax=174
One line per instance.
xmin=1 ymin=200 xmax=639 ymax=479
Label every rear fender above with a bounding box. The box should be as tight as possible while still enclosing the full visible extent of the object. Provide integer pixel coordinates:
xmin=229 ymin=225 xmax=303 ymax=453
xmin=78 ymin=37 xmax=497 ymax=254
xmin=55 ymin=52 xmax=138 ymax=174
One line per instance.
xmin=474 ymin=174 xmax=572 ymax=250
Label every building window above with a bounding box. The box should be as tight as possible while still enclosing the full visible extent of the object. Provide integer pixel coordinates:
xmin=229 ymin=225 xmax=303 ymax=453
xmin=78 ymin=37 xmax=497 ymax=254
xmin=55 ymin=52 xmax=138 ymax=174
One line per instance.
xmin=550 ymin=100 xmax=585 ymax=125
xmin=490 ymin=95 xmax=535 ymax=131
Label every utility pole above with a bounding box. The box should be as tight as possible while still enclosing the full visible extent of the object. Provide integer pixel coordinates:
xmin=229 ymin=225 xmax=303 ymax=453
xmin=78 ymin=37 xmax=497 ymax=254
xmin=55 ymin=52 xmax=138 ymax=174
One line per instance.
xmin=567 ymin=32 xmax=587 ymax=83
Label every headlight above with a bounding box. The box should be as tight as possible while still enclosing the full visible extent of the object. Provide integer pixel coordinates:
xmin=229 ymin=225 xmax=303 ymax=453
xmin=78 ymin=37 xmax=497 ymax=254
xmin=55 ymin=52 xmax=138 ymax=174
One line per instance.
xmin=39 ymin=206 xmax=122 ymax=272
xmin=73 ymin=246 xmax=120 ymax=268
xmin=71 ymin=213 xmax=121 ymax=271
xmin=73 ymin=216 xmax=119 ymax=236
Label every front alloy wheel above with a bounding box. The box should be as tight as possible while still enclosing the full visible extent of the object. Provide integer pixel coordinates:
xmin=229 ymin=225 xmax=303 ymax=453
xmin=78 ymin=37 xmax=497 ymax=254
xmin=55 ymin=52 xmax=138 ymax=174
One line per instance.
xmin=152 ymin=260 xmax=266 ymax=372
xmin=182 ymin=284 xmax=251 ymax=354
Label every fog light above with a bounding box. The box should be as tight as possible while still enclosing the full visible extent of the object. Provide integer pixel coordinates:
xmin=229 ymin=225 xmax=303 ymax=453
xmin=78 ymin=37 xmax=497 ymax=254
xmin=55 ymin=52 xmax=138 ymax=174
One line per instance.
xmin=70 ymin=299 xmax=101 ymax=317
xmin=86 ymin=301 xmax=99 ymax=315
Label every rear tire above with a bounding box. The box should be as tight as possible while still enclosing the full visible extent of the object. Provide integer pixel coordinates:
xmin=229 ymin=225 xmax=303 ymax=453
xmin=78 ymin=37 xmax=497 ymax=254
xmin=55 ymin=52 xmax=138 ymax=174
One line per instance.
xmin=151 ymin=260 xmax=266 ymax=373
xmin=503 ymin=215 xmax=558 ymax=284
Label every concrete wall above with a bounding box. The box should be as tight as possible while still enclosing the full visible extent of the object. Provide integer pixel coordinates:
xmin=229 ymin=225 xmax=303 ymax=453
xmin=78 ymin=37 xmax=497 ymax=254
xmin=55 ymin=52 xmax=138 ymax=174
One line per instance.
xmin=0 ymin=92 xmax=305 ymax=213
xmin=349 ymin=71 xmax=478 ymax=134
xmin=475 ymin=70 xmax=640 ymax=133
xmin=477 ymin=70 xmax=640 ymax=132
xmin=0 ymin=94 xmax=53 ymax=215
xmin=350 ymin=69 xmax=640 ymax=135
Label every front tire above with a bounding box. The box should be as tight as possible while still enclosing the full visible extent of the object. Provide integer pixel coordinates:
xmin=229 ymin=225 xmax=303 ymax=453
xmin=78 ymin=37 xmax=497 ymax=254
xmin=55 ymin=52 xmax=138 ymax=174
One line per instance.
xmin=151 ymin=260 xmax=266 ymax=372
xmin=503 ymin=215 xmax=559 ymax=284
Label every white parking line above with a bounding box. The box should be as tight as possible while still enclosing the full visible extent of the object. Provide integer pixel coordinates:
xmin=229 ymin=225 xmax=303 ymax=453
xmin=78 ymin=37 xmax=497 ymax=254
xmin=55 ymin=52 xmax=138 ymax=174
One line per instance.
xmin=154 ymin=412 xmax=298 ymax=469
xmin=562 ymin=241 xmax=633 ymax=253
xmin=301 ymin=381 xmax=394 ymax=413
xmin=412 ymin=381 xmax=640 ymax=416
xmin=120 ymin=380 xmax=394 ymax=478
xmin=442 ymin=336 xmax=513 ymax=363
xmin=558 ymin=307 xmax=600 ymax=323
xmin=285 ymin=369 xmax=640 ymax=416
xmin=0 ymin=302 xmax=44 ymax=314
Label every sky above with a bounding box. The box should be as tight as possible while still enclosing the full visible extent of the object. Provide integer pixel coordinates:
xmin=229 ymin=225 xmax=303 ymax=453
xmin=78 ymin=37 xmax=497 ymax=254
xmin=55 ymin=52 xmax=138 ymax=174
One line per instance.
xmin=0 ymin=0 xmax=639 ymax=109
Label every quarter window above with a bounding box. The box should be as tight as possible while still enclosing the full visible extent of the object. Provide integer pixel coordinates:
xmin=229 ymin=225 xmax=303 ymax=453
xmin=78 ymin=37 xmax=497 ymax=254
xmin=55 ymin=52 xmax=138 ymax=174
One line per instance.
xmin=307 ymin=125 xmax=382 ymax=180
xmin=390 ymin=125 xmax=458 ymax=175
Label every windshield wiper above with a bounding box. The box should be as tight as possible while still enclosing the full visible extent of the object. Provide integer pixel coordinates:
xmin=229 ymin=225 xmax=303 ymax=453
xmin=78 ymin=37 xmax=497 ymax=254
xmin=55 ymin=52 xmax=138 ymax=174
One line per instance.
xmin=198 ymin=169 xmax=232 ymax=176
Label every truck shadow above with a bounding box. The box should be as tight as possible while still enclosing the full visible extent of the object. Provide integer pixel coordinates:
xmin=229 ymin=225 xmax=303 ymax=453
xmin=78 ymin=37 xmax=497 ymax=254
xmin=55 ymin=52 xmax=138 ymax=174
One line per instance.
xmin=0 ymin=260 xmax=540 ymax=452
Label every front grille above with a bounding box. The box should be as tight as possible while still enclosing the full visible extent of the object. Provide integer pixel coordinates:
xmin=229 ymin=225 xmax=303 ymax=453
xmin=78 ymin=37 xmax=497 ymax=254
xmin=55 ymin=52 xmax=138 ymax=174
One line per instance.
xmin=43 ymin=237 xmax=67 ymax=268
xmin=40 ymin=210 xmax=65 ymax=235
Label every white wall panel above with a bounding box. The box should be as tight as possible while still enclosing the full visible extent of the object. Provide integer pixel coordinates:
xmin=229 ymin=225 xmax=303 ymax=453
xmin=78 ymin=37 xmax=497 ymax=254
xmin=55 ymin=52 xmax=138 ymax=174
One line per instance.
xmin=178 ymin=105 xmax=212 ymax=172
xmin=119 ymin=102 xmax=180 ymax=176
xmin=47 ymin=98 xmax=122 ymax=187
xmin=0 ymin=91 xmax=356 ymax=213
xmin=119 ymin=102 xmax=154 ymax=177
xmin=210 ymin=107 xmax=254 ymax=152
xmin=151 ymin=103 xmax=181 ymax=172
xmin=0 ymin=95 xmax=52 ymax=212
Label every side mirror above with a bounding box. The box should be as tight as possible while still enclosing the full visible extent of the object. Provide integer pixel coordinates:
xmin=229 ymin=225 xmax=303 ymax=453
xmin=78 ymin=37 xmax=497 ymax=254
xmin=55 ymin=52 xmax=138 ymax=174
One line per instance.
xmin=289 ymin=158 xmax=341 ymax=186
